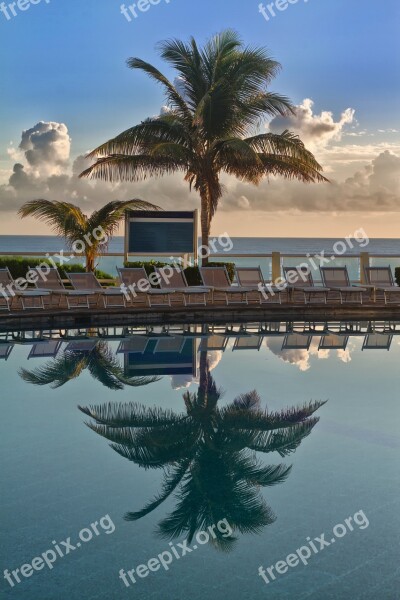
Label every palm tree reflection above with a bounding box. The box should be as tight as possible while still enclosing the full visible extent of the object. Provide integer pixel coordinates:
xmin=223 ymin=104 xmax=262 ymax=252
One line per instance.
xmin=80 ymin=351 xmax=325 ymax=548
xmin=19 ymin=341 xmax=160 ymax=390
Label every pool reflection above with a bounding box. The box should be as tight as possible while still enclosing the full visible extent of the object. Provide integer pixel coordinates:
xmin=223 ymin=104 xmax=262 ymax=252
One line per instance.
xmin=79 ymin=351 xmax=326 ymax=550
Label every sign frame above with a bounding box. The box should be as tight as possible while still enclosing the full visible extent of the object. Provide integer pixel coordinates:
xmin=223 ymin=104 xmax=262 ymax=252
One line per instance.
xmin=124 ymin=209 xmax=198 ymax=263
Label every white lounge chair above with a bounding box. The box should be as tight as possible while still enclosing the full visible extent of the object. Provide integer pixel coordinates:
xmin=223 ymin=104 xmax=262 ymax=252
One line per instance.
xmin=282 ymin=333 xmax=312 ymax=350
xmin=232 ymin=335 xmax=264 ymax=351
xmin=34 ymin=267 xmax=98 ymax=309
xmin=65 ymin=340 xmax=98 ymax=353
xmin=364 ymin=267 xmax=400 ymax=304
xmin=283 ymin=266 xmax=330 ymax=304
xmin=320 ymin=267 xmax=367 ymax=304
xmin=154 ymin=267 xmax=211 ymax=306
xmin=0 ymin=268 xmax=50 ymax=310
xmin=199 ymin=267 xmax=252 ymax=305
xmin=27 ymin=340 xmax=62 ymax=359
xmin=0 ymin=343 xmax=13 ymax=360
xmin=235 ymin=267 xmax=286 ymax=304
xmin=318 ymin=333 xmax=349 ymax=350
xmin=67 ymin=272 xmax=126 ymax=308
xmin=362 ymin=333 xmax=393 ymax=351
xmin=199 ymin=334 xmax=229 ymax=352
xmin=117 ymin=337 xmax=149 ymax=354
xmin=117 ymin=267 xmax=174 ymax=307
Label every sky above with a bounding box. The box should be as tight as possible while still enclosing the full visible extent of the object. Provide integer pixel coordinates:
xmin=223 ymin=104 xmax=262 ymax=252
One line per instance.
xmin=0 ymin=0 xmax=399 ymax=237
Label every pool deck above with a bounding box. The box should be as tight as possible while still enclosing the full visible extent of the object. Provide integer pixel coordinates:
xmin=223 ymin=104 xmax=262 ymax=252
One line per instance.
xmin=1 ymin=300 xmax=399 ymax=332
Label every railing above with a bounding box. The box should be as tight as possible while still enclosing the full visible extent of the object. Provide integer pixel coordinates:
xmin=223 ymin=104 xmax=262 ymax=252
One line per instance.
xmin=211 ymin=252 xmax=400 ymax=284
xmin=0 ymin=251 xmax=399 ymax=284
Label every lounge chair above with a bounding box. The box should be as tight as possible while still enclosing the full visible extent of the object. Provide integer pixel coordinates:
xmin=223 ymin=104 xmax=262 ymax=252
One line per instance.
xmin=0 ymin=268 xmax=50 ymax=310
xmin=0 ymin=343 xmax=13 ymax=360
xmin=34 ymin=267 xmax=98 ymax=309
xmin=318 ymin=333 xmax=349 ymax=350
xmin=260 ymin=322 xmax=282 ymax=335
xmin=283 ymin=267 xmax=330 ymax=304
xmin=65 ymin=340 xmax=98 ymax=353
xmin=154 ymin=267 xmax=211 ymax=306
xmin=282 ymin=333 xmax=312 ymax=350
xmin=117 ymin=267 xmax=174 ymax=307
xmin=362 ymin=333 xmax=393 ymax=351
xmin=232 ymin=335 xmax=264 ymax=351
xmin=235 ymin=267 xmax=286 ymax=304
xmin=67 ymin=272 xmax=126 ymax=308
xmin=27 ymin=340 xmax=62 ymax=359
xmin=320 ymin=267 xmax=367 ymax=304
xmin=153 ymin=336 xmax=185 ymax=354
xmin=364 ymin=267 xmax=400 ymax=304
xmin=199 ymin=334 xmax=229 ymax=352
xmin=199 ymin=267 xmax=252 ymax=305
xmin=117 ymin=337 xmax=149 ymax=354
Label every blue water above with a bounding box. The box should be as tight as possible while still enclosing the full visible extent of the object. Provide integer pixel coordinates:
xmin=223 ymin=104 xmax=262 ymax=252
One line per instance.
xmin=1 ymin=235 xmax=400 ymax=254
xmin=0 ymin=236 xmax=399 ymax=281
xmin=0 ymin=322 xmax=399 ymax=599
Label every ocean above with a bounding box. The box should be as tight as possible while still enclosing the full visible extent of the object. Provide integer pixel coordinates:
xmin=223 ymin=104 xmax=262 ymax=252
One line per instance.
xmin=0 ymin=235 xmax=399 ymax=280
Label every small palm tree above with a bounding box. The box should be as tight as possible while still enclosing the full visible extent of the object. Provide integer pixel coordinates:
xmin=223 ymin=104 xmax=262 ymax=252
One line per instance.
xmin=19 ymin=341 xmax=160 ymax=390
xmin=18 ymin=199 xmax=159 ymax=272
xmin=80 ymin=30 xmax=328 ymax=263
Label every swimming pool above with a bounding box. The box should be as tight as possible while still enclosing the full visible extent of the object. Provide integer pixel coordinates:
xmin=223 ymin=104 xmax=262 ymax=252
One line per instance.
xmin=1 ymin=322 xmax=399 ymax=599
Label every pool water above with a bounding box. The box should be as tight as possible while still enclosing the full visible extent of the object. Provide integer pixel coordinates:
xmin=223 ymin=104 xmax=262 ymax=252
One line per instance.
xmin=0 ymin=323 xmax=399 ymax=600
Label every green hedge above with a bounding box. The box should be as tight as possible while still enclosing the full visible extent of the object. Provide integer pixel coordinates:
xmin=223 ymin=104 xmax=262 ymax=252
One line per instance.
xmin=0 ymin=257 xmax=113 ymax=281
xmin=123 ymin=260 xmax=236 ymax=285
xmin=395 ymin=267 xmax=400 ymax=287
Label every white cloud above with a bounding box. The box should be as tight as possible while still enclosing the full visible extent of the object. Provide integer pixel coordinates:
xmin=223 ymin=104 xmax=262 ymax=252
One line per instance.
xmin=18 ymin=122 xmax=71 ymax=177
xmin=220 ymin=150 xmax=400 ymax=213
xmin=1 ymin=119 xmax=399 ymax=221
xmin=265 ymin=337 xmax=354 ymax=371
xmin=268 ymin=98 xmax=355 ymax=151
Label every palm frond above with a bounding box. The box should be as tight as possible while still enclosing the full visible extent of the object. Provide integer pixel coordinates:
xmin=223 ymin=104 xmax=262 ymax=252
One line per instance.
xmin=78 ymin=401 xmax=185 ymax=427
xmin=79 ymin=154 xmax=188 ymax=182
xmin=19 ymin=351 xmax=86 ymax=388
xmin=125 ymin=459 xmax=192 ymax=521
xmin=127 ymin=58 xmax=192 ymax=120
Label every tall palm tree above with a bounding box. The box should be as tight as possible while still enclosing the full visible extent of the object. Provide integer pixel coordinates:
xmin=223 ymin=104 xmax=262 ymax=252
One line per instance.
xmin=80 ymin=356 xmax=325 ymax=546
xmin=80 ymin=30 xmax=328 ymax=263
xmin=19 ymin=341 xmax=160 ymax=390
xmin=18 ymin=199 xmax=159 ymax=272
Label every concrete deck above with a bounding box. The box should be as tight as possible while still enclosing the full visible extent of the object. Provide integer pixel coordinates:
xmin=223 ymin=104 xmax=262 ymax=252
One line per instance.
xmin=0 ymin=301 xmax=399 ymax=332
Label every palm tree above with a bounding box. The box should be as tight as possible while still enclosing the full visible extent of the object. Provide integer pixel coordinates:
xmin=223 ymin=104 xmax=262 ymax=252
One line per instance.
xmin=19 ymin=341 xmax=160 ymax=390
xmin=79 ymin=356 xmax=325 ymax=545
xmin=18 ymin=199 xmax=159 ymax=272
xmin=80 ymin=30 xmax=328 ymax=263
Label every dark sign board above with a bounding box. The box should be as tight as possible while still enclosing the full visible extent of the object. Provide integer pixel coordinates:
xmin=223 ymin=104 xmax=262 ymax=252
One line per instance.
xmin=125 ymin=210 xmax=197 ymax=257
xmin=124 ymin=338 xmax=197 ymax=377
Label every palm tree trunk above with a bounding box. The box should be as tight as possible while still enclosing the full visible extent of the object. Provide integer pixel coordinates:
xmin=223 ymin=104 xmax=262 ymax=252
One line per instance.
xmin=198 ymin=350 xmax=208 ymax=396
xmin=200 ymin=191 xmax=210 ymax=266
xmin=86 ymin=252 xmax=95 ymax=273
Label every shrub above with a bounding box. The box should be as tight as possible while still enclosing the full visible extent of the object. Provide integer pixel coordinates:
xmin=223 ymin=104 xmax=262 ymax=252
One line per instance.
xmin=203 ymin=262 xmax=236 ymax=283
xmin=123 ymin=260 xmax=236 ymax=285
xmin=395 ymin=267 xmax=400 ymax=287
xmin=123 ymin=260 xmax=169 ymax=278
xmin=0 ymin=256 xmax=114 ymax=282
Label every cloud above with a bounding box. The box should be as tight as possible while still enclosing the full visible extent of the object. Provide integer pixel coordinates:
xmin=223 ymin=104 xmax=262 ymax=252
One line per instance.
xmin=268 ymin=98 xmax=355 ymax=151
xmin=220 ymin=150 xmax=400 ymax=213
xmin=0 ymin=122 xmax=194 ymax=214
xmin=18 ymin=122 xmax=71 ymax=177
xmin=1 ymin=119 xmax=399 ymax=221
xmin=265 ymin=337 xmax=354 ymax=371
